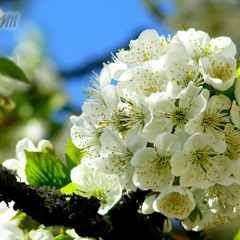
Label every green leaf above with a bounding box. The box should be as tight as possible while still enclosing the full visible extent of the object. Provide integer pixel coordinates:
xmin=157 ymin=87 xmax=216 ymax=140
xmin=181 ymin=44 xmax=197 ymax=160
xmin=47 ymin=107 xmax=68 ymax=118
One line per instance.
xmin=188 ymin=208 xmax=200 ymax=222
xmin=0 ymin=57 xmax=30 ymax=83
xmin=60 ymin=182 xmax=77 ymax=195
xmin=65 ymin=138 xmax=82 ymax=171
xmin=25 ymin=151 xmax=71 ymax=189
xmin=235 ymin=68 xmax=240 ymax=78
xmin=234 ymin=229 xmax=240 ymax=240
xmin=54 ymin=235 xmax=73 ymax=240
xmin=10 ymin=210 xmax=26 ymax=221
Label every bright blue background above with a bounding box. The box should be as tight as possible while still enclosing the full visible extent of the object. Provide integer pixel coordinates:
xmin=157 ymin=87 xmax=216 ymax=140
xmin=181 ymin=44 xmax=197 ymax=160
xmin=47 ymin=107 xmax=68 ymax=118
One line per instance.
xmin=0 ymin=0 xmax=174 ymax=111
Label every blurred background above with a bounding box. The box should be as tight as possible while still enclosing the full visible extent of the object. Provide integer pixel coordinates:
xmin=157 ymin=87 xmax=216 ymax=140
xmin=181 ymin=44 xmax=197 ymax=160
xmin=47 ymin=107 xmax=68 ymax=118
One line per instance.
xmin=0 ymin=0 xmax=240 ymax=239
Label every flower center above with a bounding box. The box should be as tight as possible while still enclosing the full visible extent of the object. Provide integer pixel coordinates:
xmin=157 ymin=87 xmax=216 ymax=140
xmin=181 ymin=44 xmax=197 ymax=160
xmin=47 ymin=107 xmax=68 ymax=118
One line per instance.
xmin=192 ymin=146 xmax=215 ymax=166
xmin=153 ymin=154 xmax=170 ymax=169
xmin=210 ymin=61 xmax=233 ymax=82
xmin=202 ymin=111 xmax=226 ymax=132
xmin=92 ymin=188 xmax=109 ymax=204
xmin=172 ymin=108 xmax=188 ymax=127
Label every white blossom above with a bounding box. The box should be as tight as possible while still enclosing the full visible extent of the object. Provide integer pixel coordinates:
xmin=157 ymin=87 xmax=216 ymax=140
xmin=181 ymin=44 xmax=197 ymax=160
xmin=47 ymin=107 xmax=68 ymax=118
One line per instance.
xmin=71 ymin=160 xmax=122 ymax=215
xmin=3 ymin=138 xmax=53 ymax=183
xmin=66 ymin=229 xmax=95 ymax=240
xmin=83 ymin=64 xmax=111 ymax=103
xmin=143 ymin=81 xmax=206 ymax=143
xmin=29 ymin=229 xmax=54 ymax=240
xmin=70 ymin=114 xmax=102 ymax=157
xmin=199 ymin=56 xmax=236 ymax=91
xmin=171 ymin=133 xmax=233 ymax=188
xmin=224 ymin=123 xmax=240 ymax=159
xmin=235 ymin=76 xmax=240 ymax=104
xmin=0 ymin=202 xmax=25 ymax=240
xmin=109 ymin=29 xmax=169 ymax=81
xmin=153 ymin=186 xmax=195 ymax=219
xmin=185 ymin=92 xmax=231 ymax=153
xmin=164 ymin=50 xmax=202 ymax=88
xmin=67 ymin=27 xmax=240 ymax=229
xmin=172 ymin=28 xmax=236 ymax=60
xmin=94 ymin=128 xmax=146 ymax=190
xmin=117 ymin=59 xmax=170 ymax=97
xmin=230 ymin=100 xmax=240 ymax=128
xmin=141 ymin=193 xmax=158 ymax=215
xmin=206 ymin=178 xmax=240 ymax=216
xmin=82 ymin=85 xmax=152 ymax=139
xmin=131 ymin=133 xmax=180 ymax=191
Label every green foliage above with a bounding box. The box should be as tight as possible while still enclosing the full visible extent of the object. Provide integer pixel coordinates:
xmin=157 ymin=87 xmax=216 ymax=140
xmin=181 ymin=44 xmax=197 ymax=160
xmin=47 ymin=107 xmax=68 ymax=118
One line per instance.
xmin=0 ymin=57 xmax=30 ymax=84
xmin=54 ymin=234 xmax=74 ymax=240
xmin=25 ymin=151 xmax=71 ymax=189
xmin=188 ymin=207 xmax=202 ymax=222
xmin=234 ymin=229 xmax=240 ymax=240
xmin=60 ymin=182 xmax=77 ymax=195
xmin=65 ymin=138 xmax=82 ymax=171
xmin=10 ymin=210 xmax=26 ymax=221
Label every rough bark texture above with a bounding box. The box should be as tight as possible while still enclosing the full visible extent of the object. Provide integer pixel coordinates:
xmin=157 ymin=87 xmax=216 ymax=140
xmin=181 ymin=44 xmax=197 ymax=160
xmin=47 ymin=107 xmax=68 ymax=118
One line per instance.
xmin=0 ymin=164 xmax=204 ymax=240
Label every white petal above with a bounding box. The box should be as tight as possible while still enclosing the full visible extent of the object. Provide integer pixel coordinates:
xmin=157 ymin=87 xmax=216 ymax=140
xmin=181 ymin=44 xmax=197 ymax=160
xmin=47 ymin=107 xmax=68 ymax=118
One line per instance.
xmin=100 ymin=129 xmax=126 ymax=156
xmin=131 ymin=148 xmax=156 ymax=167
xmin=206 ymin=155 xmax=232 ymax=182
xmin=230 ymin=101 xmax=240 ymax=128
xmin=173 ymin=28 xmax=210 ymax=59
xmin=107 ymin=62 xmax=128 ymax=80
xmin=99 ymin=63 xmax=112 ymax=88
xmin=29 ymin=229 xmax=54 ymax=240
xmin=142 ymin=193 xmax=158 ymax=214
xmin=98 ymin=183 xmax=122 ymax=215
xmin=184 ymin=133 xmax=212 ymax=152
xmin=143 ymin=120 xmax=172 ymax=143
xmin=209 ymin=37 xmax=236 ymax=58
xmin=235 ymin=76 xmax=240 ymax=105
xmin=178 ymin=82 xmax=203 ymax=109
xmin=155 ymin=133 xmax=181 ymax=156
xmin=101 ymin=85 xmax=120 ymax=112
xmin=170 ymin=151 xmax=191 ymax=176
xmin=180 ymin=163 xmax=213 ymax=189
xmin=16 ymin=138 xmax=37 ymax=161
xmin=185 ymin=115 xmax=204 ymax=134
xmin=206 ymin=128 xmax=227 ymax=153
xmin=126 ymin=135 xmax=147 ymax=154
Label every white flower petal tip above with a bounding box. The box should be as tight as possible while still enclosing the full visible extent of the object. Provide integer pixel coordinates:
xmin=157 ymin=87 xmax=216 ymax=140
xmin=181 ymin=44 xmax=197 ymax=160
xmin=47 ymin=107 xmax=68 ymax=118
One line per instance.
xmin=163 ymin=218 xmax=172 ymax=233
xmin=142 ymin=193 xmax=158 ymax=215
xmin=37 ymin=140 xmax=54 ymax=153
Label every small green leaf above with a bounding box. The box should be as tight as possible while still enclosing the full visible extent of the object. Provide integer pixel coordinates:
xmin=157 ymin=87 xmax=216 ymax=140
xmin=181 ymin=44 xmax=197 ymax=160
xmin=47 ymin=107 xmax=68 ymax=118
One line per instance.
xmin=60 ymin=182 xmax=77 ymax=195
xmin=65 ymin=138 xmax=82 ymax=171
xmin=235 ymin=68 xmax=240 ymax=78
xmin=0 ymin=57 xmax=30 ymax=83
xmin=188 ymin=208 xmax=199 ymax=222
xmin=234 ymin=229 xmax=240 ymax=240
xmin=25 ymin=151 xmax=71 ymax=189
xmin=10 ymin=210 xmax=26 ymax=221
xmin=54 ymin=235 xmax=73 ymax=240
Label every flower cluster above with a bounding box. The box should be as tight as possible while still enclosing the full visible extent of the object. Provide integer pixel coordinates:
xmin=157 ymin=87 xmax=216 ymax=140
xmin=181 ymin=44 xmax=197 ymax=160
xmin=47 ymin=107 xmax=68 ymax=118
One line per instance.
xmin=70 ymin=28 xmax=240 ymax=230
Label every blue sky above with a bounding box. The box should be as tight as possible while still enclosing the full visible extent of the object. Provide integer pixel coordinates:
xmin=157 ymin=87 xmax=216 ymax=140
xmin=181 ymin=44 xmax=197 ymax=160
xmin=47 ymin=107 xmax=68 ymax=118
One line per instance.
xmin=0 ymin=0 xmax=175 ymax=112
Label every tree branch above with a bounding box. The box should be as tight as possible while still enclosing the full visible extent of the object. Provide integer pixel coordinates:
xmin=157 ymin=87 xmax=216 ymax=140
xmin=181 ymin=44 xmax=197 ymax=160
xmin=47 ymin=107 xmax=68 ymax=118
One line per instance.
xmin=0 ymin=164 xmax=203 ymax=239
xmin=0 ymin=165 xmax=111 ymax=238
